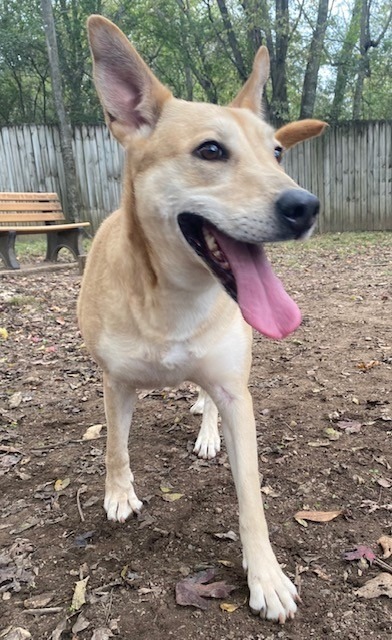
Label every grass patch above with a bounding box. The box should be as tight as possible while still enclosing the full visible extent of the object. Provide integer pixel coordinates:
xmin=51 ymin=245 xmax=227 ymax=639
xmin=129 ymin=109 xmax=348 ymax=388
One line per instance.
xmin=7 ymin=295 xmax=39 ymax=307
xmin=14 ymin=236 xmax=91 ymax=261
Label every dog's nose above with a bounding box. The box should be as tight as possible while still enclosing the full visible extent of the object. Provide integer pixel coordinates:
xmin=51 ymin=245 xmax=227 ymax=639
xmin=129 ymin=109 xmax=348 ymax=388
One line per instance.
xmin=275 ymin=189 xmax=320 ymax=236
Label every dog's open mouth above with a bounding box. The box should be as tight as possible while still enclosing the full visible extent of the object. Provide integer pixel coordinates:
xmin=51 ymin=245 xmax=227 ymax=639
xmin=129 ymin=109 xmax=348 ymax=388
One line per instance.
xmin=178 ymin=212 xmax=301 ymax=340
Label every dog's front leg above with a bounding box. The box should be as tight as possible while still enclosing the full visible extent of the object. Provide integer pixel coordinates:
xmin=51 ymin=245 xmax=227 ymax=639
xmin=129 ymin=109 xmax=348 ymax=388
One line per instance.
xmin=103 ymin=373 xmax=143 ymax=522
xmin=191 ymin=389 xmax=220 ymax=459
xmin=213 ymin=385 xmax=298 ymax=623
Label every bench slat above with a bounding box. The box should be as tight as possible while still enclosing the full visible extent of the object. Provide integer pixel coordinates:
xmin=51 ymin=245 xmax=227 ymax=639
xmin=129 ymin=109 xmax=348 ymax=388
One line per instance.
xmin=0 ymin=192 xmax=59 ymax=201
xmin=0 ymin=203 xmax=63 ymax=212
xmin=0 ymin=222 xmax=90 ymax=234
xmin=0 ymin=212 xmax=64 ymax=222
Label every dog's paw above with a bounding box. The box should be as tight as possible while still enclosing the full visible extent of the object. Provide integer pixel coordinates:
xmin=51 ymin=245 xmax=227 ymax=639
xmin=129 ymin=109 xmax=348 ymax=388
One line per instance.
xmin=104 ymin=481 xmax=143 ymax=522
xmin=247 ymin=563 xmax=298 ymax=624
xmin=190 ymin=395 xmax=205 ymax=415
xmin=193 ymin=429 xmax=220 ymax=459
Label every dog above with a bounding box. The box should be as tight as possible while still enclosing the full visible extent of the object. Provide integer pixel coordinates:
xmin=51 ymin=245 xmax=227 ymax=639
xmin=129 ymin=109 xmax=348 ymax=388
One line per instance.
xmin=78 ymin=15 xmax=326 ymax=623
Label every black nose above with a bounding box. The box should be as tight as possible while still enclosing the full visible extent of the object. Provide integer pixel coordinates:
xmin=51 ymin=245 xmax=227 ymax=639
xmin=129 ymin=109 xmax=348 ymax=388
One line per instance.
xmin=275 ymin=188 xmax=320 ymax=236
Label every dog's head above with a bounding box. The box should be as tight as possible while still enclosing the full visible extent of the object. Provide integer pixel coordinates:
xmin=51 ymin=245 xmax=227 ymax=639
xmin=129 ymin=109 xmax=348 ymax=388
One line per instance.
xmin=88 ymin=16 xmax=326 ymax=339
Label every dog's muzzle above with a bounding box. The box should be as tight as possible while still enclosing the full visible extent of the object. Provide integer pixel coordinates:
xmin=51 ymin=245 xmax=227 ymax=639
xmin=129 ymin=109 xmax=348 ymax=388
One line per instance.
xmin=275 ymin=189 xmax=320 ymax=238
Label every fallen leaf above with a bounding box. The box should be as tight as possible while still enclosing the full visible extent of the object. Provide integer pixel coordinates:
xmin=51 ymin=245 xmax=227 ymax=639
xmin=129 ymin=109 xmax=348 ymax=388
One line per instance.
xmin=325 ymin=427 xmax=340 ymax=441
xmin=355 ymin=573 xmax=392 ymax=599
xmin=0 ymin=628 xmax=31 ymax=640
xmin=72 ymin=613 xmax=90 ymax=634
xmin=162 ymin=493 xmax=184 ymax=502
xmin=220 ymin=602 xmax=240 ymax=613
xmin=176 ymin=569 xmax=235 ymax=610
xmin=0 ymin=327 xmax=8 ymax=340
xmin=74 ymin=530 xmax=95 ymax=548
xmin=343 ymin=545 xmax=376 ymax=564
xmin=377 ymin=478 xmax=392 ymax=488
xmin=378 ymin=535 xmax=392 ymax=559
xmin=356 ymin=360 xmax=381 ymax=371
xmin=294 ymin=510 xmax=343 ymax=523
xmin=214 ymin=530 xmax=238 ymax=542
xmin=337 ymin=420 xmax=362 ymax=434
xmin=9 ymin=392 xmax=22 ymax=409
xmin=23 ymin=593 xmax=53 ymax=609
xmin=82 ymin=424 xmax=104 ymax=440
xmin=160 ymin=485 xmax=172 ymax=493
xmin=307 ymin=440 xmax=331 ymax=447
xmin=217 ymin=560 xmax=235 ymax=568
xmin=70 ymin=576 xmax=89 ymax=611
xmin=50 ymin=619 xmax=67 ymax=640
xmin=90 ymin=630 xmax=114 ymax=640
xmin=54 ymin=478 xmax=70 ymax=492
xmin=260 ymin=485 xmax=280 ymax=497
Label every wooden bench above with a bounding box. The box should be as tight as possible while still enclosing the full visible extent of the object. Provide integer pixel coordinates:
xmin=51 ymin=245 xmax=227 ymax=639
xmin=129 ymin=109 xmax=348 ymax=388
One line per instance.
xmin=0 ymin=192 xmax=90 ymax=270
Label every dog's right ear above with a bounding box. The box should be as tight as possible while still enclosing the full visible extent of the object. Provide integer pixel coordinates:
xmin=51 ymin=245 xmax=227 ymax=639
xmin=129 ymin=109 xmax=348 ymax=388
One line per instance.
xmin=87 ymin=15 xmax=172 ymax=144
xmin=230 ymin=46 xmax=270 ymax=117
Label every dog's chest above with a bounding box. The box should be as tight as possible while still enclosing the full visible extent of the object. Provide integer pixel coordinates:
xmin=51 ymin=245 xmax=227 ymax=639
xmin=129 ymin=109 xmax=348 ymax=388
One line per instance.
xmin=99 ymin=332 xmax=200 ymax=386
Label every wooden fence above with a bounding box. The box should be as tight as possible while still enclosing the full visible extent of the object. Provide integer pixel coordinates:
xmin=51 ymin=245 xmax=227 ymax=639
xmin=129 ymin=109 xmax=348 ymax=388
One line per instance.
xmin=0 ymin=122 xmax=391 ymax=233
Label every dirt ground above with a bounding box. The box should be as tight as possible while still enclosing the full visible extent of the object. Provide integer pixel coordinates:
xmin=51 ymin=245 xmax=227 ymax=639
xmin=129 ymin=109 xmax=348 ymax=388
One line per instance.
xmin=0 ymin=233 xmax=391 ymax=640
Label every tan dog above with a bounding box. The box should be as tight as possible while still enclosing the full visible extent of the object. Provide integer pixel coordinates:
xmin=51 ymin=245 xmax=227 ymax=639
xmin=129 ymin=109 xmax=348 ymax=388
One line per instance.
xmin=78 ymin=15 xmax=326 ymax=623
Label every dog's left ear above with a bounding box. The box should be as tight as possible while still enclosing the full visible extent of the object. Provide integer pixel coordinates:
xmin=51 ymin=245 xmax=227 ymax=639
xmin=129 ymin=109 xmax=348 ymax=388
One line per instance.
xmin=87 ymin=15 xmax=172 ymax=144
xmin=230 ymin=46 xmax=269 ymax=116
xmin=275 ymin=119 xmax=328 ymax=149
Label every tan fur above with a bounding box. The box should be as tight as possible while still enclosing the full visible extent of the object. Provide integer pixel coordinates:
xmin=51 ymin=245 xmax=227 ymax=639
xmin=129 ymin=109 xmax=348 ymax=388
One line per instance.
xmin=78 ymin=15 xmax=326 ymax=623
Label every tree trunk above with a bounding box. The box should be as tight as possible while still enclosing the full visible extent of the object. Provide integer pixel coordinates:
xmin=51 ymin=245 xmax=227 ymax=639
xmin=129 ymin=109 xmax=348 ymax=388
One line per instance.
xmin=330 ymin=0 xmax=362 ymax=122
xmin=299 ymin=0 xmax=329 ymax=119
xmin=271 ymin=0 xmax=290 ymax=125
xmin=216 ymin=0 xmax=248 ymax=80
xmin=40 ymin=0 xmax=79 ymax=222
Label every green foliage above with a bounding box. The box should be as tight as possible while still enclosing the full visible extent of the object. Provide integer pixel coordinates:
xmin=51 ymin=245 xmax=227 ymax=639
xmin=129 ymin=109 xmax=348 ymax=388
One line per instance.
xmin=0 ymin=0 xmax=391 ymax=125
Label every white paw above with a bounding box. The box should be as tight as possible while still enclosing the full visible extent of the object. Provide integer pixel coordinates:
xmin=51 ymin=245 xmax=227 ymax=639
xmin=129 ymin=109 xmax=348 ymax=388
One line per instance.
xmin=193 ymin=429 xmax=221 ymax=459
xmin=190 ymin=396 xmax=205 ymax=415
xmin=104 ymin=480 xmax=143 ymax=522
xmin=246 ymin=561 xmax=298 ymax=623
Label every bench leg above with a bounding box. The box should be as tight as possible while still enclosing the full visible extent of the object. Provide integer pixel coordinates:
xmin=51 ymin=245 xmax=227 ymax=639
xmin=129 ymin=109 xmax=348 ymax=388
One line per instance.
xmin=0 ymin=232 xmax=20 ymax=269
xmin=45 ymin=228 xmax=85 ymax=263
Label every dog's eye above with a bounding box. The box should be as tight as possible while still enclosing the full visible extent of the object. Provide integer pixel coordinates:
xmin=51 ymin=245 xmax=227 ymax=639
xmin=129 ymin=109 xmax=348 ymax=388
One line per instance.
xmin=274 ymin=146 xmax=283 ymax=163
xmin=194 ymin=141 xmax=228 ymax=161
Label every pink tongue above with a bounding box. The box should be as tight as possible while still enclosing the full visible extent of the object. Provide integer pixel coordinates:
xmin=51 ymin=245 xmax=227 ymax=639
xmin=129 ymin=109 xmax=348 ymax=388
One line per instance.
xmin=213 ymin=230 xmax=301 ymax=339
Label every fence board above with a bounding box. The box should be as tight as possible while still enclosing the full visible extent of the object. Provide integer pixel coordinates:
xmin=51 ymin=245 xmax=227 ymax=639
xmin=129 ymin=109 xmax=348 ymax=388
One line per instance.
xmin=0 ymin=122 xmax=391 ymax=233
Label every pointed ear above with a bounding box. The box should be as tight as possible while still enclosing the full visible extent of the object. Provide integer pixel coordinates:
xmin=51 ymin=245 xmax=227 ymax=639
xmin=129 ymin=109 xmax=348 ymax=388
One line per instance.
xmin=230 ymin=46 xmax=269 ymax=116
xmin=87 ymin=15 xmax=172 ymax=144
xmin=275 ymin=119 xmax=328 ymax=149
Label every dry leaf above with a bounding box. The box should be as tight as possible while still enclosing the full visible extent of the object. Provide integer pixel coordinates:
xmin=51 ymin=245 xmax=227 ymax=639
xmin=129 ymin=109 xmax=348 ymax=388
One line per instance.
xmin=294 ymin=510 xmax=343 ymax=523
xmin=378 ymin=535 xmax=392 ymax=559
xmin=160 ymin=485 xmax=173 ymax=493
xmin=355 ymin=573 xmax=392 ymax=599
xmin=90 ymin=630 xmax=114 ymax=640
xmin=261 ymin=485 xmax=280 ymax=497
xmin=82 ymin=424 xmax=103 ymax=440
xmin=343 ymin=545 xmax=376 ymax=563
xmin=220 ymin=602 xmax=240 ymax=613
xmin=9 ymin=392 xmax=22 ymax=409
xmin=23 ymin=593 xmax=53 ymax=609
xmin=0 ymin=327 xmax=8 ymax=340
xmin=175 ymin=569 xmax=235 ymax=610
xmin=71 ymin=576 xmax=89 ymax=611
xmin=325 ymin=428 xmax=340 ymax=441
xmin=307 ymin=440 xmax=331 ymax=447
xmin=54 ymin=478 xmax=70 ymax=492
xmin=0 ymin=629 xmax=31 ymax=640
xmin=162 ymin=493 xmax=184 ymax=502
xmin=214 ymin=530 xmax=238 ymax=542
xmin=218 ymin=560 xmax=235 ymax=568
xmin=72 ymin=614 xmax=90 ymax=634
xmin=337 ymin=420 xmax=362 ymax=434
xmin=377 ymin=478 xmax=392 ymax=488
